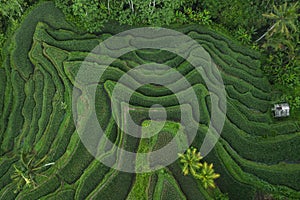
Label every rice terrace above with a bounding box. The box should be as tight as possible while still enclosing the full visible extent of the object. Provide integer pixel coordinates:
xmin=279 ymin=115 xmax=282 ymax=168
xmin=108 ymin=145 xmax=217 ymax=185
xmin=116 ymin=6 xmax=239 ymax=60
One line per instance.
xmin=0 ymin=1 xmax=300 ymax=200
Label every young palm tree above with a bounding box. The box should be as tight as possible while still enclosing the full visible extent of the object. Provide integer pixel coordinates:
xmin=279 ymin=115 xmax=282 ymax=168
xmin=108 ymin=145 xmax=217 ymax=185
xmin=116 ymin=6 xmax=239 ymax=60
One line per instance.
xmin=11 ymin=152 xmax=54 ymax=193
xmin=178 ymin=147 xmax=203 ymax=176
xmin=256 ymin=2 xmax=299 ymax=42
xmin=195 ymin=162 xmax=220 ymax=189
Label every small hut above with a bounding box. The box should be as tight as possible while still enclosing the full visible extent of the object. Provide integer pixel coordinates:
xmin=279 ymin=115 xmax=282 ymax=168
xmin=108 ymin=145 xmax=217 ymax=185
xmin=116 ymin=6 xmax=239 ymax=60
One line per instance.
xmin=272 ymin=103 xmax=290 ymax=118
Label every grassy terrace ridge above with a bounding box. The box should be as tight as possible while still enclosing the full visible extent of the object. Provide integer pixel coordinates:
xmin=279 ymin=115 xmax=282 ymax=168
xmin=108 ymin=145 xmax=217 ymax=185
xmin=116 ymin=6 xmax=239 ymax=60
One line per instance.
xmin=0 ymin=2 xmax=299 ymax=200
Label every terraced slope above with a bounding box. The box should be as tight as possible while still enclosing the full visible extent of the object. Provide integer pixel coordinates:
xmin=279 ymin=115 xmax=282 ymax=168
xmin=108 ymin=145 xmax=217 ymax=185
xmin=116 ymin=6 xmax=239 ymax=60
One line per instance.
xmin=0 ymin=2 xmax=300 ymax=200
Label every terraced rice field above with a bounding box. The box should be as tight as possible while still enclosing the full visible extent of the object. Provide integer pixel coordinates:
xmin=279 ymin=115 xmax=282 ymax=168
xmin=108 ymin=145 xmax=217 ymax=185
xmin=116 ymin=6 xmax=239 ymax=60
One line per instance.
xmin=0 ymin=2 xmax=300 ymax=200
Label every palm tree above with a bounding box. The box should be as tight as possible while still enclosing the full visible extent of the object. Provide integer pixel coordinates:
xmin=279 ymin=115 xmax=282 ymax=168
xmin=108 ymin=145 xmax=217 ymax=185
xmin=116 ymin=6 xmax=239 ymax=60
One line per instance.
xmin=178 ymin=147 xmax=203 ymax=176
xmin=256 ymin=2 xmax=299 ymax=42
xmin=11 ymin=152 xmax=54 ymax=193
xmin=195 ymin=162 xmax=220 ymax=189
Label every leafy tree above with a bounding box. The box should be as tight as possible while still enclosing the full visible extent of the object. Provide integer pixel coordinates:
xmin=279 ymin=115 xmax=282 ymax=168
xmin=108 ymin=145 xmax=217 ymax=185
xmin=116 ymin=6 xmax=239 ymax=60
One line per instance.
xmin=55 ymin=0 xmax=188 ymax=32
xmin=115 ymin=0 xmax=184 ymax=26
xmin=200 ymin=0 xmax=267 ymax=33
xmin=0 ymin=0 xmax=35 ymax=33
xmin=0 ymin=0 xmax=24 ymax=21
xmin=178 ymin=146 xmax=202 ymax=176
xmin=55 ymin=0 xmax=110 ymax=32
xmin=0 ymin=0 xmax=36 ymax=66
xmin=0 ymin=0 xmax=24 ymax=50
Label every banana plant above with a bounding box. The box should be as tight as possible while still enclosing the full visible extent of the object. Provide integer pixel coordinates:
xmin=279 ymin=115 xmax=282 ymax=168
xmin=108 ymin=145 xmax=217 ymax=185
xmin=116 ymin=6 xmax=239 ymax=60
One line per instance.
xmin=178 ymin=147 xmax=220 ymax=189
xmin=178 ymin=147 xmax=203 ymax=176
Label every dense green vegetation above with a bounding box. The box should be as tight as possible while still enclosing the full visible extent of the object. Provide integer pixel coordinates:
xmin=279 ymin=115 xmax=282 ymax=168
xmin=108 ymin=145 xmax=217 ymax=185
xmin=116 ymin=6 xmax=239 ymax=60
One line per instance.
xmin=0 ymin=0 xmax=299 ymax=200
xmin=1 ymin=0 xmax=299 ymax=111
xmin=259 ymin=2 xmax=300 ymax=115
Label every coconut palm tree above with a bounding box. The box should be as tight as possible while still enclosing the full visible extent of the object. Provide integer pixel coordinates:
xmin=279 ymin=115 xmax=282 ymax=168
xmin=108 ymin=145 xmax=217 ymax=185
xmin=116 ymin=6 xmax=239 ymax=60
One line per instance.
xmin=195 ymin=162 xmax=220 ymax=189
xmin=256 ymin=2 xmax=299 ymax=42
xmin=11 ymin=152 xmax=54 ymax=193
xmin=178 ymin=147 xmax=203 ymax=176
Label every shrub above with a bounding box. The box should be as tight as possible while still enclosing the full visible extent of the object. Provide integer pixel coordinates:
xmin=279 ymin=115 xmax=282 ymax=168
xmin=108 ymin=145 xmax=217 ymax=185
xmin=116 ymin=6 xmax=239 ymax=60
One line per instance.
xmin=221 ymin=120 xmax=300 ymax=164
xmin=231 ymin=98 xmax=272 ymax=123
xmin=226 ymin=86 xmax=270 ymax=113
xmin=167 ymin=162 xmax=208 ymax=200
xmin=205 ymin=150 xmax=256 ymax=200
xmin=178 ymin=25 xmax=261 ymax=59
xmin=17 ymin=175 xmax=60 ymax=200
xmin=221 ymin=137 xmax=300 ymax=192
xmin=10 ymin=1 xmax=73 ymax=79
xmin=46 ymin=189 xmax=75 ymax=200
xmin=22 ymin=70 xmax=44 ymax=153
xmin=90 ymin=171 xmax=133 ymax=200
xmin=201 ymin=44 xmax=271 ymax=93
xmin=0 ymin=68 xmax=6 ymax=115
xmin=223 ymin=75 xmax=250 ymax=93
xmin=216 ymin=139 xmax=300 ymax=199
xmin=75 ymin=161 xmax=110 ymax=200
xmin=161 ymin=180 xmax=184 ymax=200
xmin=127 ymin=173 xmax=152 ymax=200
xmin=19 ymin=78 xmax=35 ymax=147
xmin=226 ymin=101 xmax=270 ymax=136
xmin=49 ymin=113 xmax=75 ymax=161
xmin=1 ymin=71 xmax=25 ymax=153
xmin=272 ymin=122 xmax=299 ymax=135
xmin=236 ymin=55 xmax=261 ymax=71
xmin=0 ymin=184 xmax=18 ymax=200
xmin=0 ymin=58 xmax=13 ymax=143
xmin=199 ymin=0 xmax=267 ymax=32
xmin=34 ymin=101 xmax=65 ymax=158
xmin=33 ymin=23 xmax=98 ymax=52
xmin=58 ymin=142 xmax=94 ymax=184
xmin=135 ymin=49 xmax=178 ymax=64
xmin=0 ymin=164 xmax=14 ymax=192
